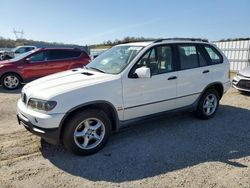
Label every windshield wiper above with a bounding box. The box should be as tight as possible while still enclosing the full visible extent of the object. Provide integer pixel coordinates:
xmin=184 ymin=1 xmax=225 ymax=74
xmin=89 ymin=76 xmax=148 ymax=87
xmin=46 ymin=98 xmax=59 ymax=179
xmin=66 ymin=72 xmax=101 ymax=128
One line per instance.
xmin=87 ymin=67 xmax=106 ymax=73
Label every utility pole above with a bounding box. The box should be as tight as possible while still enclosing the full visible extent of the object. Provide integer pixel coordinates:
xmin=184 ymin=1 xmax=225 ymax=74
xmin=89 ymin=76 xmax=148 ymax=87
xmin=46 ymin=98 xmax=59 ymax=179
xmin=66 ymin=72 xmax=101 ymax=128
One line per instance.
xmin=12 ymin=29 xmax=24 ymax=40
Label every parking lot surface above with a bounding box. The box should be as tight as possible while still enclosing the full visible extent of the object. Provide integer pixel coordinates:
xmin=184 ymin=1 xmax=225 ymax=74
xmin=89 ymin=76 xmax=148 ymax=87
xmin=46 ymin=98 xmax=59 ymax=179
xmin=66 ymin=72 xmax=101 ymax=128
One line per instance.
xmin=0 ymin=88 xmax=249 ymax=188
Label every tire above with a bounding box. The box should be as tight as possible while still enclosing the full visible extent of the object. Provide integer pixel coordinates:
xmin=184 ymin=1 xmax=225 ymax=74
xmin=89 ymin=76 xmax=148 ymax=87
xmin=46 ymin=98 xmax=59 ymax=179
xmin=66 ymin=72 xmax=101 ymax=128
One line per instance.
xmin=1 ymin=73 xmax=21 ymax=90
xmin=195 ymin=89 xmax=219 ymax=119
xmin=63 ymin=109 xmax=111 ymax=155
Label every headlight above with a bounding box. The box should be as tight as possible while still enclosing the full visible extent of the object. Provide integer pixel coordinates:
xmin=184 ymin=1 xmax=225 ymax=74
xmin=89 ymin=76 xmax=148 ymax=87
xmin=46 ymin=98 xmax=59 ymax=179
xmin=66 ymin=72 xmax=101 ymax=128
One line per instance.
xmin=28 ymin=98 xmax=57 ymax=111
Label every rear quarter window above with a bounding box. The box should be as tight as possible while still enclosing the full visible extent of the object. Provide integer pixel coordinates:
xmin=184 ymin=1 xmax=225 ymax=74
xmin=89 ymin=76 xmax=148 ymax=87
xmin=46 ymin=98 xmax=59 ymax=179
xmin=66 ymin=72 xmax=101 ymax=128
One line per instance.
xmin=204 ymin=45 xmax=223 ymax=64
xmin=63 ymin=50 xmax=82 ymax=58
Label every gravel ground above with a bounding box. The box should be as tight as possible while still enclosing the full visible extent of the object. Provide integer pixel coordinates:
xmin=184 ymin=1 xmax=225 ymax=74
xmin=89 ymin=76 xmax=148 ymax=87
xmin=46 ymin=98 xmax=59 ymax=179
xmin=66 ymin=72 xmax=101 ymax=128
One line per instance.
xmin=0 ymin=87 xmax=249 ymax=188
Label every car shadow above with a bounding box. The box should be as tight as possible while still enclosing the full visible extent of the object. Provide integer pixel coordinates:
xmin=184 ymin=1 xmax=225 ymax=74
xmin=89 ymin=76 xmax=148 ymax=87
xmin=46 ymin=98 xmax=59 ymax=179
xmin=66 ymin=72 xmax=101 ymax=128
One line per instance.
xmin=239 ymin=91 xmax=250 ymax=97
xmin=41 ymin=105 xmax=250 ymax=183
xmin=0 ymin=85 xmax=23 ymax=94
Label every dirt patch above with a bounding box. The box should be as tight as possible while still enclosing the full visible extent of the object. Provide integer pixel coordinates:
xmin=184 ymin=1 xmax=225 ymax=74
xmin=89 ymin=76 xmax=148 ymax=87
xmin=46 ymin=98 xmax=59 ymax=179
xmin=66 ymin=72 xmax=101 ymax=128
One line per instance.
xmin=0 ymin=88 xmax=249 ymax=188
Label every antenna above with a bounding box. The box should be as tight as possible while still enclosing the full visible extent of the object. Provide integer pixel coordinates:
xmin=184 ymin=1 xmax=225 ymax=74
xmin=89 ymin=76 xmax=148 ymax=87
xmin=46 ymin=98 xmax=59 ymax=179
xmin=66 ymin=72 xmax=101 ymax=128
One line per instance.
xmin=13 ymin=29 xmax=24 ymax=39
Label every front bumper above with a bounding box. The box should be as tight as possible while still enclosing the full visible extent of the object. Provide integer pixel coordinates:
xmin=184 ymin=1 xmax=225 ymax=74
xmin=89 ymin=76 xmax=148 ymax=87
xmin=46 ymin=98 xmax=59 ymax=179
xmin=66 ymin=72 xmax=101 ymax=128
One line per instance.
xmin=232 ymin=75 xmax=250 ymax=92
xmin=17 ymin=99 xmax=65 ymax=144
xmin=17 ymin=113 xmax=60 ymax=144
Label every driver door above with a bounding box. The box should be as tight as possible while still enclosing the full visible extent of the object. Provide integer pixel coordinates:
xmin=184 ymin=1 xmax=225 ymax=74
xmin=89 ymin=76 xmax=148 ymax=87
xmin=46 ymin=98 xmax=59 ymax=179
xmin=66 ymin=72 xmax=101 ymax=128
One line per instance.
xmin=122 ymin=45 xmax=177 ymax=120
xmin=22 ymin=51 xmax=49 ymax=81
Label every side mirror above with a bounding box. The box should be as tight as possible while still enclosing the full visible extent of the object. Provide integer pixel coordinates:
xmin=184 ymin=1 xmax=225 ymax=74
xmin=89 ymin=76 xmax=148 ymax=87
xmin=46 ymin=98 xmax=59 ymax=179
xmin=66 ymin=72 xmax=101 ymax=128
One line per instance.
xmin=25 ymin=58 xmax=31 ymax=63
xmin=134 ymin=67 xmax=151 ymax=78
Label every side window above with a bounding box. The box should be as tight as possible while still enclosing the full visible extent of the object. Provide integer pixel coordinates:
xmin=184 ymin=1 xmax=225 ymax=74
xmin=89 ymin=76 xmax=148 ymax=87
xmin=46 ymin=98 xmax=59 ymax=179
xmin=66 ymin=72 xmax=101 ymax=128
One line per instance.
xmin=29 ymin=52 xmax=46 ymax=62
xmin=47 ymin=50 xmax=65 ymax=60
xmin=47 ymin=50 xmax=81 ymax=61
xmin=63 ymin=50 xmax=81 ymax=58
xmin=204 ymin=45 xmax=222 ymax=64
xmin=197 ymin=48 xmax=207 ymax=67
xmin=178 ymin=45 xmax=199 ymax=70
xmin=16 ymin=47 xmax=26 ymax=54
xmin=25 ymin=47 xmax=31 ymax=52
xmin=136 ymin=45 xmax=173 ymax=75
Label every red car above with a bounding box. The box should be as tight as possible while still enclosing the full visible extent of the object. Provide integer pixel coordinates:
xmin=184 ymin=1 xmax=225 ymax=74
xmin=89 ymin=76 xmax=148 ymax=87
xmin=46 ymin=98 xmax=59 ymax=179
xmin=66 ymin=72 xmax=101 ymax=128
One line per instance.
xmin=0 ymin=48 xmax=90 ymax=89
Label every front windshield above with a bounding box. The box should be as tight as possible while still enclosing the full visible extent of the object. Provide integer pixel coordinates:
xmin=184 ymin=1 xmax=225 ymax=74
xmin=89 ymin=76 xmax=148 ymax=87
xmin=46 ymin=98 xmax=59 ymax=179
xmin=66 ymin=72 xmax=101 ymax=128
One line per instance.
xmin=9 ymin=50 xmax=36 ymax=62
xmin=86 ymin=45 xmax=143 ymax=74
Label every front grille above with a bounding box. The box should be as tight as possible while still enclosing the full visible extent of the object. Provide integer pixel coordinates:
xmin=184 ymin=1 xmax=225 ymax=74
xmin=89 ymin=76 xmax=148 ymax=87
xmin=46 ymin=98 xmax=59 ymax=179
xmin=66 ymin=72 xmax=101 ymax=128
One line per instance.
xmin=21 ymin=92 xmax=27 ymax=104
xmin=237 ymin=80 xmax=250 ymax=90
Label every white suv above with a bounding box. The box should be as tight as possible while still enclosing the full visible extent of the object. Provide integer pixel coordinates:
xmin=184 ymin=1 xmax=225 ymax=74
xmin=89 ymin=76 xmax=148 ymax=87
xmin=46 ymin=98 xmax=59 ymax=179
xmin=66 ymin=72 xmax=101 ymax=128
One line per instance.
xmin=17 ymin=38 xmax=231 ymax=155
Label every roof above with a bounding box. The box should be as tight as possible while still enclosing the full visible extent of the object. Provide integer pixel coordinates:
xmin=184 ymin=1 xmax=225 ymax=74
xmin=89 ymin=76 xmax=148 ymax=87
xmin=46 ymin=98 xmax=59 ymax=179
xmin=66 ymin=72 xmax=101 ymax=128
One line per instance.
xmin=117 ymin=42 xmax=153 ymax=47
xmin=37 ymin=47 xmax=85 ymax=51
xmin=116 ymin=38 xmax=210 ymax=48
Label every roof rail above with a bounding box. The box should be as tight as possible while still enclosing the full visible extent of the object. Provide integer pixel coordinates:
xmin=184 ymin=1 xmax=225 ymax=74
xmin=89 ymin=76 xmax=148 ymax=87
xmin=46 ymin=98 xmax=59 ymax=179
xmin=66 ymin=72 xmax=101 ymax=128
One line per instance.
xmin=73 ymin=47 xmax=81 ymax=51
xmin=154 ymin=38 xmax=209 ymax=43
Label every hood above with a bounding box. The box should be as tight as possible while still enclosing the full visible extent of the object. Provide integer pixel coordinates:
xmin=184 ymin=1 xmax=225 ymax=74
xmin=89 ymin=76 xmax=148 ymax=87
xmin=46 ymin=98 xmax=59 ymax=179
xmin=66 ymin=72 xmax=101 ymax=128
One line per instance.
xmin=0 ymin=60 xmax=12 ymax=65
xmin=239 ymin=66 xmax=250 ymax=77
xmin=22 ymin=68 xmax=119 ymax=99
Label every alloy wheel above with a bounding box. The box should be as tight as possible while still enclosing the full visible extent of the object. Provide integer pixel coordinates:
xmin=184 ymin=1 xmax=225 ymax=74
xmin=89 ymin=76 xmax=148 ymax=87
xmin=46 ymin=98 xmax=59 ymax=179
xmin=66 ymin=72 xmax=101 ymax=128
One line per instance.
xmin=73 ymin=118 xmax=105 ymax=150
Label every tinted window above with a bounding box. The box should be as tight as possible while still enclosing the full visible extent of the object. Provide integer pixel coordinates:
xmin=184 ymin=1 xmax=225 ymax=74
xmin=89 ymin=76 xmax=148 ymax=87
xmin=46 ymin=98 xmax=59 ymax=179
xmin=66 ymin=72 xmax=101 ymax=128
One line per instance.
xmin=29 ymin=52 xmax=46 ymax=62
xmin=178 ymin=45 xmax=199 ymax=70
xmin=137 ymin=45 xmax=173 ymax=75
xmin=47 ymin=50 xmax=81 ymax=61
xmin=204 ymin=46 xmax=222 ymax=64
xmin=64 ymin=50 xmax=81 ymax=58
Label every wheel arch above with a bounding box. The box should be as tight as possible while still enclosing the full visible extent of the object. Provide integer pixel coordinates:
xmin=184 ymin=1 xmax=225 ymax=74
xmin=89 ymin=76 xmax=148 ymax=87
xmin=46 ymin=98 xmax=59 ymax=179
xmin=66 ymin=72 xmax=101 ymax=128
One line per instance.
xmin=193 ymin=82 xmax=224 ymax=110
xmin=0 ymin=71 xmax=24 ymax=83
xmin=59 ymin=100 xmax=119 ymax=141
xmin=203 ymin=82 xmax=224 ymax=99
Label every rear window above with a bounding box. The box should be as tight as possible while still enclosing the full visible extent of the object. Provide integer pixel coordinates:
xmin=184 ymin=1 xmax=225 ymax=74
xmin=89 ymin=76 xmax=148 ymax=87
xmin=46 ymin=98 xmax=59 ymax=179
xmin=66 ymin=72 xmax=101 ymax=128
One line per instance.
xmin=204 ymin=45 xmax=222 ymax=64
xmin=47 ymin=50 xmax=81 ymax=60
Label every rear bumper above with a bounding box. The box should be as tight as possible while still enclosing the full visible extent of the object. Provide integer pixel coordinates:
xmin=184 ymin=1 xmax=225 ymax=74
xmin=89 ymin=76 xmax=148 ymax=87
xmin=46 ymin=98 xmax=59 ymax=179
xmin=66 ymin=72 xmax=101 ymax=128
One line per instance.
xmin=223 ymin=81 xmax=231 ymax=93
xmin=17 ymin=113 xmax=60 ymax=145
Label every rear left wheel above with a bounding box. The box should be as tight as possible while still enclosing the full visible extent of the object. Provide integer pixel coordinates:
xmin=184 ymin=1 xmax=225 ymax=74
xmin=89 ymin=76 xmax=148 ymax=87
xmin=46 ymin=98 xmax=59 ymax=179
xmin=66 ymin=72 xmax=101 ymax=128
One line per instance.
xmin=195 ymin=89 xmax=219 ymax=119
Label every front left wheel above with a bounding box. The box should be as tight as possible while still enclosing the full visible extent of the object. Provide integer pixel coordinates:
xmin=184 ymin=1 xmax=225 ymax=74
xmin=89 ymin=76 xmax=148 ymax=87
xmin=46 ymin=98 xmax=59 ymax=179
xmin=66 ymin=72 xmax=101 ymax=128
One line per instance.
xmin=1 ymin=73 xmax=21 ymax=90
xmin=63 ymin=109 xmax=111 ymax=155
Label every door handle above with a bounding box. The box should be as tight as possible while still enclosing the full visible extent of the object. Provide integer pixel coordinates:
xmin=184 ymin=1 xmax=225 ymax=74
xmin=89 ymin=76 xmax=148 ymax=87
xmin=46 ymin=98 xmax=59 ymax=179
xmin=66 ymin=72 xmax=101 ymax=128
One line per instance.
xmin=202 ymin=70 xmax=210 ymax=74
xmin=168 ymin=76 xmax=177 ymax=80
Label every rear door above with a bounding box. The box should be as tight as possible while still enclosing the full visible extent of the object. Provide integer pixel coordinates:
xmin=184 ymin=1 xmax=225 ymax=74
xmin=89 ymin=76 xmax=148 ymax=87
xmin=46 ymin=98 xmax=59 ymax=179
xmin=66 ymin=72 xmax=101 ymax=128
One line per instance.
xmin=203 ymin=45 xmax=225 ymax=84
xmin=175 ymin=44 xmax=211 ymax=108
